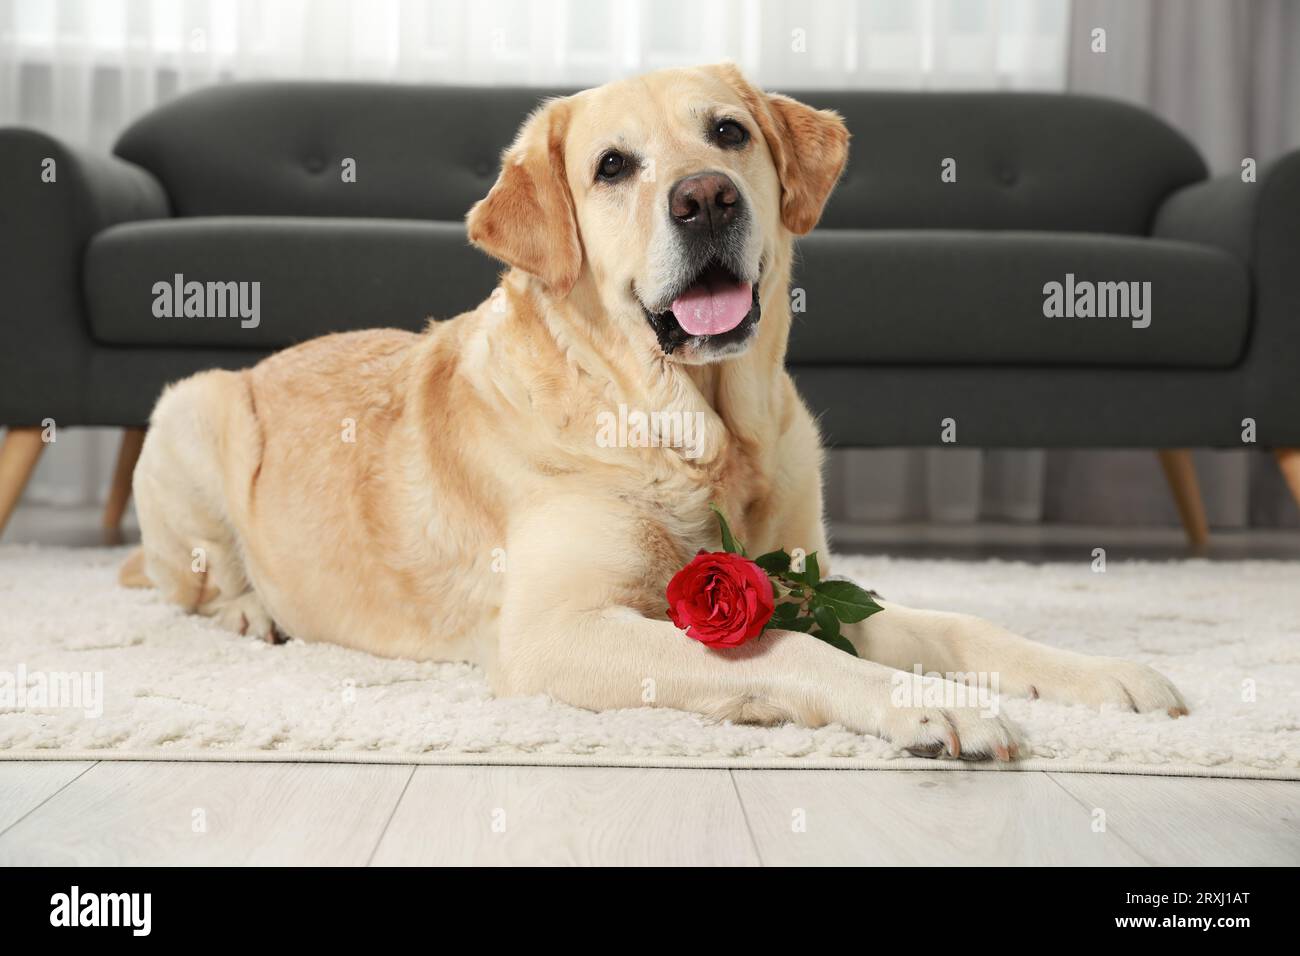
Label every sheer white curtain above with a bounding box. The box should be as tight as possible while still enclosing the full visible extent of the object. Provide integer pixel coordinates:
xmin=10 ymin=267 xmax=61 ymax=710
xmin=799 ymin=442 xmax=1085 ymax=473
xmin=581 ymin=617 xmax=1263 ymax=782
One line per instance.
xmin=1 ymin=0 xmax=1070 ymax=149
xmin=0 ymin=0 xmax=1070 ymax=511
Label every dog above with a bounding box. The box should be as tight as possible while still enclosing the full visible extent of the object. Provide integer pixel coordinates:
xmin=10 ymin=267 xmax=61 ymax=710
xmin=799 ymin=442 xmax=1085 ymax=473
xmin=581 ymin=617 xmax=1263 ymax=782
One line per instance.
xmin=122 ymin=64 xmax=1187 ymax=761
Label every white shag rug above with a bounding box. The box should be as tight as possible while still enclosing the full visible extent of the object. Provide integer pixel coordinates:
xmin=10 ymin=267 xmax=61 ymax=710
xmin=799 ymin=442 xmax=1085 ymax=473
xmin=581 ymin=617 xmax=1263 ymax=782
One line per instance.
xmin=1 ymin=545 xmax=1298 ymax=779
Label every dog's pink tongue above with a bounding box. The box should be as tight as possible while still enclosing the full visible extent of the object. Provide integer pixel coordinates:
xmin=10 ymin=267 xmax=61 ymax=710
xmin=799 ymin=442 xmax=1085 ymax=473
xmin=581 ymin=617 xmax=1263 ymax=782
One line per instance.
xmin=671 ymin=276 xmax=752 ymax=336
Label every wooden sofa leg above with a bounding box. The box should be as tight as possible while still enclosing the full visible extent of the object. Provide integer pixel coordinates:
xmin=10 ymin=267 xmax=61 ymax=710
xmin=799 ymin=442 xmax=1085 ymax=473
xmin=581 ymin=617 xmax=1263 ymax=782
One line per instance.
xmin=0 ymin=426 xmax=47 ymax=538
xmin=1275 ymin=449 xmax=1300 ymax=514
xmin=103 ymin=427 xmax=146 ymax=534
xmin=1157 ymin=449 xmax=1209 ymax=551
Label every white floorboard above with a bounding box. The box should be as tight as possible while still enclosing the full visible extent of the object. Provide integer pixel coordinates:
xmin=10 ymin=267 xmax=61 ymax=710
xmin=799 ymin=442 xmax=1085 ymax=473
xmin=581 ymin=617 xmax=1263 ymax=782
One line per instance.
xmin=731 ymin=768 xmax=1146 ymax=866
xmin=0 ymin=761 xmax=412 ymax=866
xmin=1048 ymin=772 xmax=1300 ymax=866
xmin=0 ymin=761 xmax=93 ymax=834
xmin=370 ymin=765 xmax=758 ymax=866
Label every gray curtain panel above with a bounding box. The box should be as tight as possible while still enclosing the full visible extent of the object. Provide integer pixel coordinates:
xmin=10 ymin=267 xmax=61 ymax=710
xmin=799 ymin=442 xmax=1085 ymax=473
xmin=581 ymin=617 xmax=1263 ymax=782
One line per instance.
xmin=829 ymin=0 xmax=1300 ymax=530
xmin=1067 ymin=0 xmax=1300 ymax=174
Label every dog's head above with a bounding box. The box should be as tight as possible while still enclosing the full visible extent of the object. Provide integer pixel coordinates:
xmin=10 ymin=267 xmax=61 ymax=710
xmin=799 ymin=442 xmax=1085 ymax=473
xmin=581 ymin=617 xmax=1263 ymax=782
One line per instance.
xmin=467 ymin=64 xmax=849 ymax=365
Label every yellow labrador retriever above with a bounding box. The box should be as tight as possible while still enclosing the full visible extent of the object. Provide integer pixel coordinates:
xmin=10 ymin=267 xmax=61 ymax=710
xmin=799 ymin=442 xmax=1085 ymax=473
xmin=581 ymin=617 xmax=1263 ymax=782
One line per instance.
xmin=124 ymin=64 xmax=1186 ymax=760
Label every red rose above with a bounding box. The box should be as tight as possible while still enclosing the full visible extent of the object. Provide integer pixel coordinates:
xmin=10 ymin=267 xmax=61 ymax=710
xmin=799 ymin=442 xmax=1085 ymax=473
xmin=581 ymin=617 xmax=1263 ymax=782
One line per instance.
xmin=666 ymin=550 xmax=775 ymax=648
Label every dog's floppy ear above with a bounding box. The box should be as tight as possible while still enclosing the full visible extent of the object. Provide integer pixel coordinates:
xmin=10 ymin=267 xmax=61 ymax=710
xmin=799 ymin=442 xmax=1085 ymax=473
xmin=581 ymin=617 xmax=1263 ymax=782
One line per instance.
xmin=467 ymin=97 xmax=582 ymax=296
xmin=709 ymin=64 xmax=849 ymax=235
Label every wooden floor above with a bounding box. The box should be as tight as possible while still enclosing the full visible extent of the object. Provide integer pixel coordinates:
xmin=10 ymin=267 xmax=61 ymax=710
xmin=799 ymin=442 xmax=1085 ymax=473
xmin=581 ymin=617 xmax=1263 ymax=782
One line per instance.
xmin=1 ymin=762 xmax=1296 ymax=866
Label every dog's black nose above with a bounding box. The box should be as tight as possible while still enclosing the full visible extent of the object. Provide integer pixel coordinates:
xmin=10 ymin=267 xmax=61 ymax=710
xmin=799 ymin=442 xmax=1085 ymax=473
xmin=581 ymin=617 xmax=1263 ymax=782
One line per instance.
xmin=669 ymin=172 xmax=740 ymax=235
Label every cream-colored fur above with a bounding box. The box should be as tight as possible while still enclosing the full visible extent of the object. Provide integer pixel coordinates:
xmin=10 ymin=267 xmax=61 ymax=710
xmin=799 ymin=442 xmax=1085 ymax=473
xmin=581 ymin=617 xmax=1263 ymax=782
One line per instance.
xmin=128 ymin=65 xmax=1185 ymax=761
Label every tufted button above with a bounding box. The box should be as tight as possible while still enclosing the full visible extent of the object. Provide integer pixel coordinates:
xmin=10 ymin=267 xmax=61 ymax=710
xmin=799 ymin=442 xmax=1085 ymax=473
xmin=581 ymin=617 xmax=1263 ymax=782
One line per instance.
xmin=996 ymin=165 xmax=1019 ymax=186
xmin=303 ymin=155 xmax=326 ymax=174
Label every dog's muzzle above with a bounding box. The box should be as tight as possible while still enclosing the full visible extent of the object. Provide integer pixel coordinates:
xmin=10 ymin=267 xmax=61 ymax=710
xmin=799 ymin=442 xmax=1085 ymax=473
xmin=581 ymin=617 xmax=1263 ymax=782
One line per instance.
xmin=641 ymin=171 xmax=761 ymax=356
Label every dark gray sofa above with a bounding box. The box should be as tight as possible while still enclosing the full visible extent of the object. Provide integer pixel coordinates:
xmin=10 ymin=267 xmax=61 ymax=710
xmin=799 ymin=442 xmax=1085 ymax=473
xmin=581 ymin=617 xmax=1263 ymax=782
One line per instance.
xmin=2 ymin=82 xmax=1299 ymax=541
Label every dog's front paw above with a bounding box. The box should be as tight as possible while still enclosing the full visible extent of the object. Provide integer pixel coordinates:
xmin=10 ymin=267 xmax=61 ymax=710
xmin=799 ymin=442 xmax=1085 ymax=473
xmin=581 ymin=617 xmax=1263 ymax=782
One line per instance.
xmin=208 ymin=592 xmax=285 ymax=645
xmin=833 ymin=664 xmax=1027 ymax=762
xmin=877 ymin=696 xmax=1026 ymax=763
xmin=1071 ymin=657 xmax=1188 ymax=716
xmin=1016 ymin=656 xmax=1187 ymax=716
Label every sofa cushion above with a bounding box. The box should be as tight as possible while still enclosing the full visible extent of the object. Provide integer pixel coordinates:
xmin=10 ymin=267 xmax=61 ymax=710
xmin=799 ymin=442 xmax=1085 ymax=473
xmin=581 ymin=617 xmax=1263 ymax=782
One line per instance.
xmin=786 ymin=231 xmax=1249 ymax=368
xmin=84 ymin=217 xmax=503 ymax=348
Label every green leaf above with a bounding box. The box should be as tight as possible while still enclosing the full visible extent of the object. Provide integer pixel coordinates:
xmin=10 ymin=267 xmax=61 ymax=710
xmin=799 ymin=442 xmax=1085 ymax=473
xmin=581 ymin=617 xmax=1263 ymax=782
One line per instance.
xmin=785 ymin=615 xmax=816 ymax=633
xmin=813 ymin=579 xmax=883 ymax=624
xmin=769 ymin=601 xmax=801 ymax=624
xmin=784 ymin=551 xmax=821 ymax=587
xmin=812 ymin=603 xmax=841 ymax=641
xmin=754 ymin=549 xmax=791 ymax=574
xmin=709 ymin=503 xmax=744 ymax=556
xmin=815 ymin=632 xmax=859 ymax=657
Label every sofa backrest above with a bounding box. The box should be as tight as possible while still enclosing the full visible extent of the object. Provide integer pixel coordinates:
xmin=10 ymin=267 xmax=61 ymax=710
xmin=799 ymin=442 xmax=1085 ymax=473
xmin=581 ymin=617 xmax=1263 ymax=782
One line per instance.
xmin=115 ymin=82 xmax=562 ymax=222
xmin=115 ymin=82 xmax=1206 ymax=234
xmin=796 ymin=90 xmax=1206 ymax=234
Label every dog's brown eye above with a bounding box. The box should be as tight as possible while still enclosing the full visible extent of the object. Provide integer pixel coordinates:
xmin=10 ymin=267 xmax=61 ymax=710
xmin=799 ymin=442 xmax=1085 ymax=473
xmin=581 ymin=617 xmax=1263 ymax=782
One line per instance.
xmin=596 ymin=150 xmax=627 ymax=181
xmin=713 ymin=119 xmax=749 ymax=149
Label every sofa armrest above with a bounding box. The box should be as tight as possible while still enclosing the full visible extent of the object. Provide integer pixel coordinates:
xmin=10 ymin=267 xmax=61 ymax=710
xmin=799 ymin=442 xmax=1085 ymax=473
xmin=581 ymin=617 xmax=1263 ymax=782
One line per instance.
xmin=1152 ymin=152 xmax=1300 ymax=443
xmin=0 ymin=128 xmax=171 ymax=425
